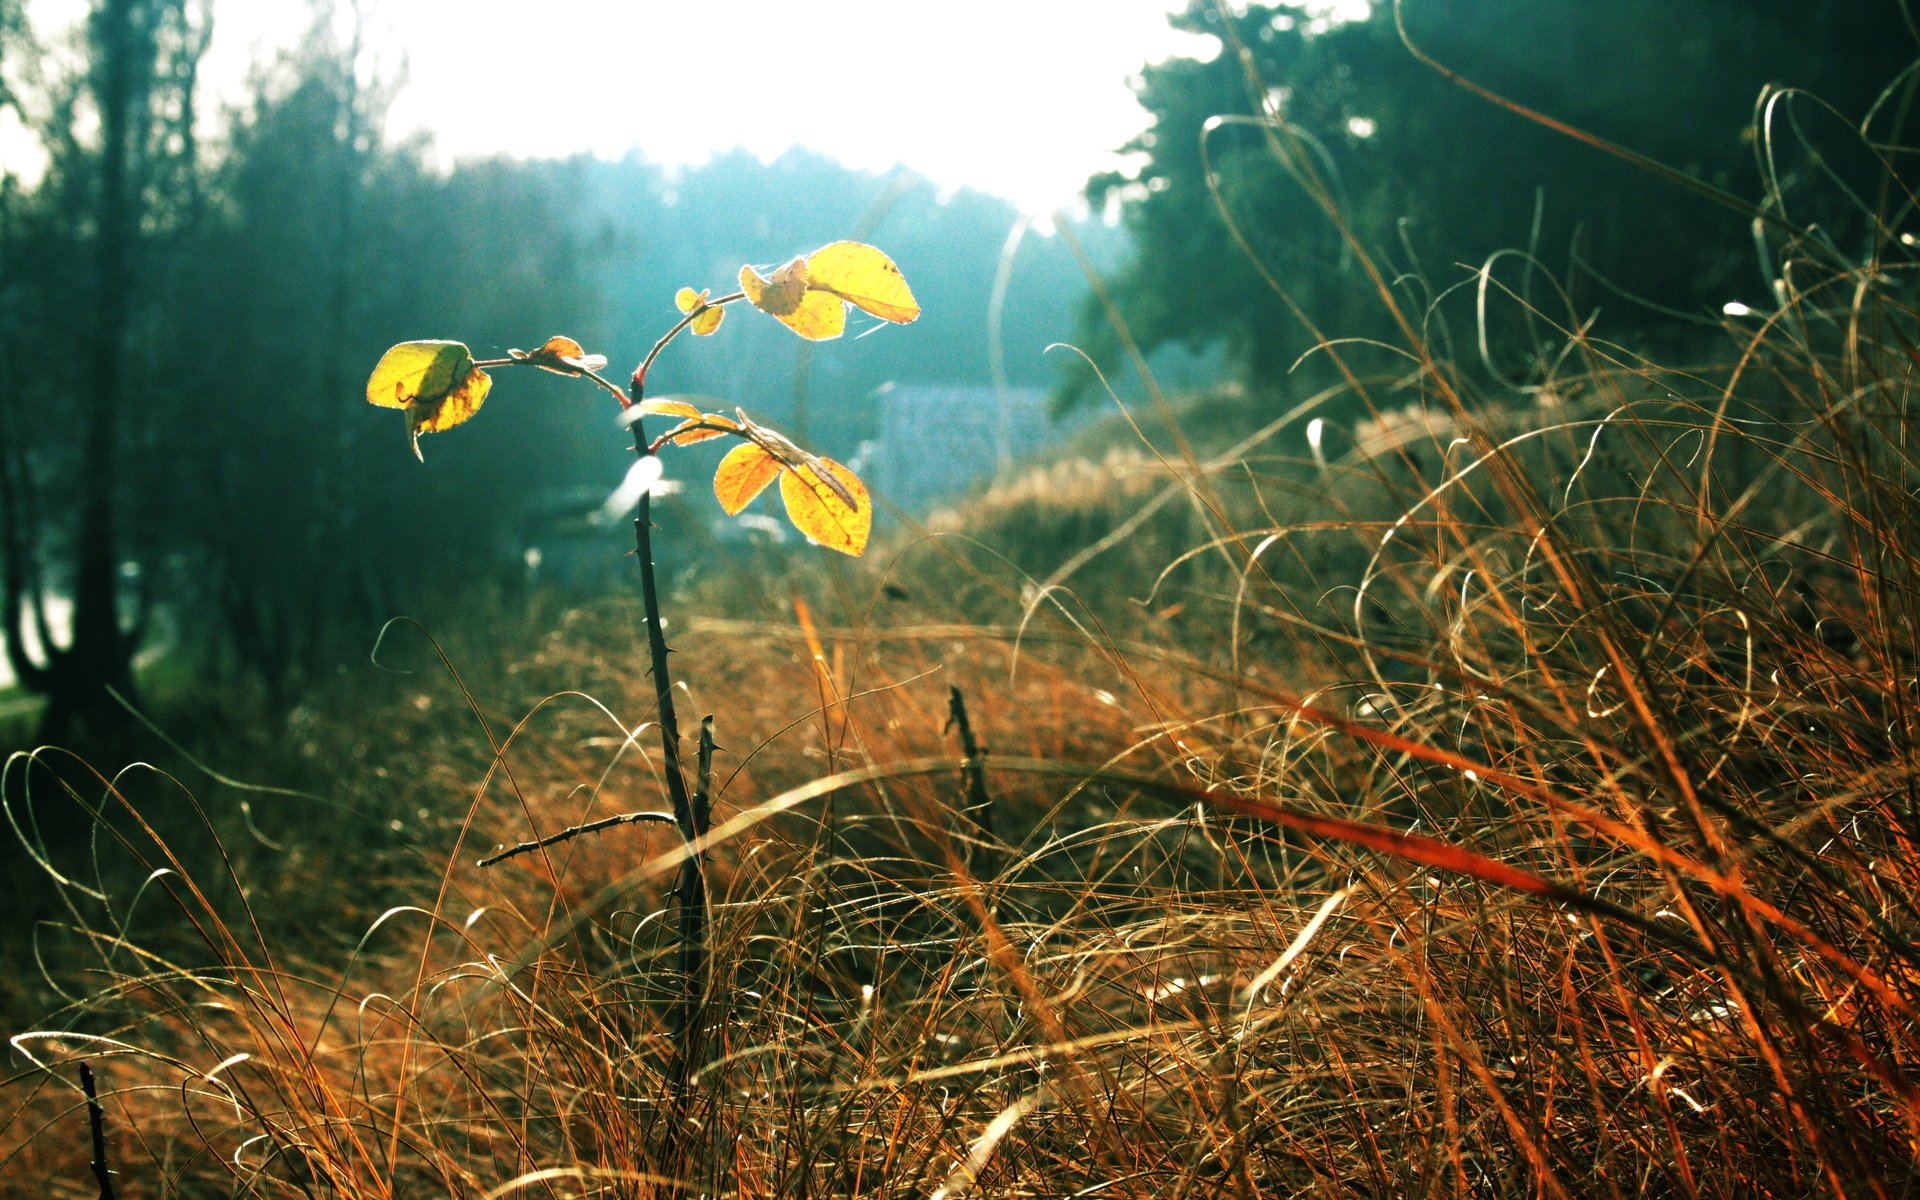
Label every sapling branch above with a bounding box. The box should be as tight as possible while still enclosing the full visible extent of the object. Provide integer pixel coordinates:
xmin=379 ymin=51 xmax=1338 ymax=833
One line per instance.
xmin=79 ymin=1061 xmax=117 ymax=1200
xmin=694 ymin=715 xmax=716 ymax=837
xmin=636 ymin=291 xmax=746 ymax=393
xmin=472 ymin=356 xmax=631 ymax=408
xmin=482 ymin=332 xmax=719 ymax=1084
xmin=621 ymin=381 xmax=708 ymax=1078
xmin=946 ymin=685 xmax=994 ymax=842
xmin=675 ymin=716 xmax=717 ymax=1081
xmin=477 ymin=810 xmax=678 ymax=867
xmin=646 ymin=421 xmax=737 ymax=453
xmin=364 ymin=240 xmax=916 ymax=1140
xmin=645 ymin=412 xmax=861 ymax=511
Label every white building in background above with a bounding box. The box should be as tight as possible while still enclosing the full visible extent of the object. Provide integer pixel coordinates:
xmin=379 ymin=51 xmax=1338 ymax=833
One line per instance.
xmin=866 ymin=383 xmax=1077 ymax=516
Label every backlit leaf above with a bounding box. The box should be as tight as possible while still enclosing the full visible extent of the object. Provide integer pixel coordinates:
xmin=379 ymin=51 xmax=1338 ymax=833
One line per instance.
xmin=779 ymin=457 xmax=870 ymax=556
xmin=665 ymin=413 xmax=739 ymax=446
xmin=366 ymin=340 xmax=492 ymax=461
xmin=742 ymin=244 xmax=918 ymax=341
xmin=805 ymin=242 xmax=920 ymax=325
xmin=515 ymin=334 xmax=608 ymax=375
xmin=367 ymin=340 xmax=469 ymax=410
xmin=776 ymin=290 xmax=846 ymax=340
xmin=739 ymin=258 xmax=809 ymax=315
xmin=636 ymin=398 xmax=703 ymax=419
xmin=634 ymin=399 xmax=741 ymax=445
xmin=406 ymin=367 xmax=491 ymax=461
xmin=676 ymin=286 xmax=725 ymax=335
xmin=714 ymin=443 xmax=784 ymax=515
xmin=740 ymin=257 xmax=846 ymax=340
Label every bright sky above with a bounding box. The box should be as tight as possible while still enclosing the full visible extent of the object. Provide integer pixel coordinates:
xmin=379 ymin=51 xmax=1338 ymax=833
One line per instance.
xmin=18 ymin=0 xmax=1226 ymax=214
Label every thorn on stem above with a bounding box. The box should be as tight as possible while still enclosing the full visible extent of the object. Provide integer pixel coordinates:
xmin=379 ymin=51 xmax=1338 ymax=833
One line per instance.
xmin=80 ymin=1061 xmax=117 ymax=1200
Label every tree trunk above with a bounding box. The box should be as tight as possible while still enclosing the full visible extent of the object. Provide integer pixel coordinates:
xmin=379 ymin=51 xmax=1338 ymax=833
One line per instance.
xmin=11 ymin=0 xmax=187 ymax=744
xmin=36 ymin=0 xmax=142 ymax=741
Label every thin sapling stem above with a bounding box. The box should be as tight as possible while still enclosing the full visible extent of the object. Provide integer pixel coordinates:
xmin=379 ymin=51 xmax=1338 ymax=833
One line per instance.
xmin=622 ymin=371 xmax=710 ymax=1089
xmin=365 ymin=238 xmax=918 ymax=1145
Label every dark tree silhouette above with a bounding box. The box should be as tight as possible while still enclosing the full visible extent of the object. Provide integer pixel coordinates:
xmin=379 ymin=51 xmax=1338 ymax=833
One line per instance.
xmin=1074 ymin=0 xmax=1919 ymax=405
xmin=0 ymin=0 xmax=208 ymax=742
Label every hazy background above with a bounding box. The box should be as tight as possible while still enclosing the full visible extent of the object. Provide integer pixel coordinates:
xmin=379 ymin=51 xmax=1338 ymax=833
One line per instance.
xmin=0 ymin=0 xmax=1905 ymax=743
xmin=6 ymin=0 xmax=1236 ymax=213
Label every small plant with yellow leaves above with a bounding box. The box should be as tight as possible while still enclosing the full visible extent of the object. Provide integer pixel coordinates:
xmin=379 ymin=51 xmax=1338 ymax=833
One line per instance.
xmin=364 ymin=240 xmax=915 ymax=554
xmin=362 ymin=240 xmax=919 ymax=1101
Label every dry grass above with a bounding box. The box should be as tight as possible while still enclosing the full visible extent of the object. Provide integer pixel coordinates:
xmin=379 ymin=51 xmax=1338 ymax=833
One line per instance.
xmin=8 ymin=66 xmax=1920 ymax=1200
xmin=6 ymin=270 xmax=1920 ymax=1195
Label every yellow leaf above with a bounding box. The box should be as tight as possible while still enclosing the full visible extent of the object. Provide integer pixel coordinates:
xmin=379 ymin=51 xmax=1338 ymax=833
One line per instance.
xmin=367 ymin=340 xmax=470 ymax=410
xmin=737 ymin=255 xmax=844 ymax=337
xmin=365 ymin=340 xmax=491 ymax=461
xmin=740 ymin=257 xmax=844 ymax=338
xmin=666 ymin=416 xmax=737 ymax=446
xmin=779 ymin=457 xmax=870 ymax=556
xmin=739 ymin=257 xmax=810 ymax=315
xmin=517 ymin=334 xmax=607 ymax=375
xmin=805 ymin=242 xmax=920 ymax=325
xmin=410 ymin=366 xmax=490 ymax=435
xmin=676 ymin=287 xmax=725 ymax=335
xmin=778 ymin=289 xmax=846 ymax=340
xmin=637 ymin=398 xmax=703 ymax=419
xmin=742 ymin=244 xmax=918 ymax=341
xmin=635 ymin=400 xmax=739 ymax=444
xmin=404 ymin=374 xmax=489 ymax=460
xmin=714 ymin=443 xmax=784 ymax=515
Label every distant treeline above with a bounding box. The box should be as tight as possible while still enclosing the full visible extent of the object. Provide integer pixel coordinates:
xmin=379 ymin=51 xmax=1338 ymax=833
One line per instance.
xmin=0 ymin=3 xmax=1118 ymax=737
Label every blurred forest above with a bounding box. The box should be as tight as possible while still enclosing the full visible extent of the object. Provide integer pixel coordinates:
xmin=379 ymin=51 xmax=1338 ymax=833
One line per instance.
xmin=1073 ymin=0 xmax=1915 ymax=401
xmin=0 ymin=0 xmax=1910 ymax=745
xmin=0 ymin=1 xmax=1118 ymax=742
